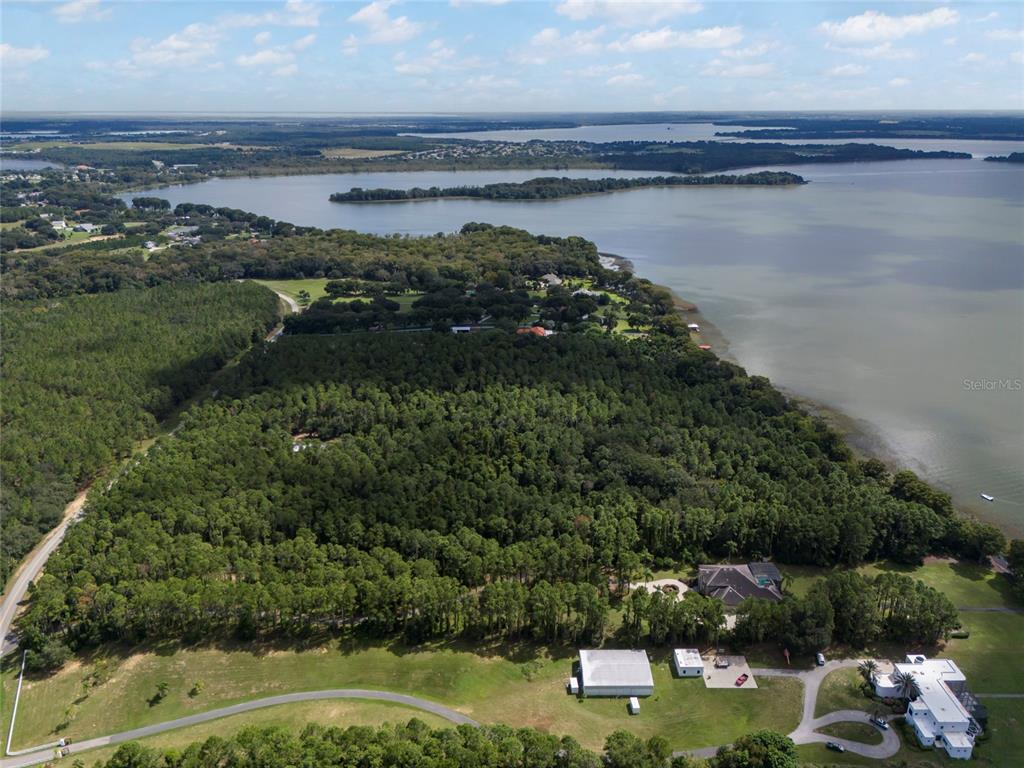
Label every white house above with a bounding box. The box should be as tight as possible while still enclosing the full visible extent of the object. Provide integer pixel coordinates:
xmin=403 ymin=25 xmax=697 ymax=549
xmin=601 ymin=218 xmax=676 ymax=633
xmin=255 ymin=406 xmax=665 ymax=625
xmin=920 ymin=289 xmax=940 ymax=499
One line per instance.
xmin=51 ymin=219 xmax=68 ymax=230
xmin=577 ymin=649 xmax=654 ymax=698
xmin=672 ymin=648 xmax=704 ymax=677
xmin=874 ymin=655 xmax=981 ymax=760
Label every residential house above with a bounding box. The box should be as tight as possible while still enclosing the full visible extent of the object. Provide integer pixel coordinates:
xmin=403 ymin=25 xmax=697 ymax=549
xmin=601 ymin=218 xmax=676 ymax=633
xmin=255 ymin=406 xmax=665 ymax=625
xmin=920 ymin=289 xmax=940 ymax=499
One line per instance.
xmin=697 ymin=562 xmax=784 ymax=606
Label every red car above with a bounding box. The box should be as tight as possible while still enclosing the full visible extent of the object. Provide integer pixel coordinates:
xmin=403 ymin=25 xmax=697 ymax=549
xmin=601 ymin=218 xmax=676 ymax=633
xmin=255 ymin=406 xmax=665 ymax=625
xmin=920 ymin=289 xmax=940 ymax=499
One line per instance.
xmin=735 ymin=674 xmax=749 ymax=687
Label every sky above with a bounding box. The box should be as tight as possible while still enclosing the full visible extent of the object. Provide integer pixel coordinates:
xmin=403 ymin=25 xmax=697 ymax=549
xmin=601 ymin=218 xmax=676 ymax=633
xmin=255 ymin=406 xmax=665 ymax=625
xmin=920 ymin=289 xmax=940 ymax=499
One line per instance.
xmin=1 ymin=1 xmax=1022 ymax=113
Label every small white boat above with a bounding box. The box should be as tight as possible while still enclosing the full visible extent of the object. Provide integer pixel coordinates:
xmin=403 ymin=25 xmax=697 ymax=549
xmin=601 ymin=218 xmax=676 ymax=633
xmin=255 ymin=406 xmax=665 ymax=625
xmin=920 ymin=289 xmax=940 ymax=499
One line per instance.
xmin=980 ymin=493 xmax=995 ymax=502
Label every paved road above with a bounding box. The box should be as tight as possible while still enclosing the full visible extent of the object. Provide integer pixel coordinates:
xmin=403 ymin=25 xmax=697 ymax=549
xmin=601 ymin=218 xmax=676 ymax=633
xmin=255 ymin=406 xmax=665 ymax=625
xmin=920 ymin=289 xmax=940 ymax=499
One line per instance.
xmin=0 ymin=489 xmax=89 ymax=657
xmin=1 ymin=690 xmax=477 ymax=768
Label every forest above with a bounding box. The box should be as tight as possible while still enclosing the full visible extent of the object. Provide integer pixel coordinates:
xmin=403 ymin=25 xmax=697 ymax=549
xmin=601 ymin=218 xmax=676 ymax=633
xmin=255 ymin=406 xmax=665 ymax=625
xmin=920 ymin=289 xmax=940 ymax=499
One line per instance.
xmin=18 ymin=331 xmax=993 ymax=666
xmin=0 ymin=284 xmax=279 ymax=583
xmin=984 ymin=152 xmax=1024 ymax=163
xmin=2 ymin=222 xmax=606 ymax=300
xmin=328 ymin=172 xmax=805 ymax=203
xmin=87 ymin=720 xmax=791 ymax=768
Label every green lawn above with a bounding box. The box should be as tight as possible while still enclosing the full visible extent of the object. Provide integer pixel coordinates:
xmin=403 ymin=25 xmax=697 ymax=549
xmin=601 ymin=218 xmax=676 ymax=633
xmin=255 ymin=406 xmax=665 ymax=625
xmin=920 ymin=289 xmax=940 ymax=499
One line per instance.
xmin=814 ymin=721 xmax=883 ymax=745
xmin=0 ymin=639 xmax=800 ymax=754
xmin=814 ymin=668 xmax=877 ymax=718
xmin=942 ymin=611 xmax=1024 ymax=694
xmin=252 ymin=278 xmax=330 ymax=303
xmin=64 ymin=701 xmax=450 ymax=767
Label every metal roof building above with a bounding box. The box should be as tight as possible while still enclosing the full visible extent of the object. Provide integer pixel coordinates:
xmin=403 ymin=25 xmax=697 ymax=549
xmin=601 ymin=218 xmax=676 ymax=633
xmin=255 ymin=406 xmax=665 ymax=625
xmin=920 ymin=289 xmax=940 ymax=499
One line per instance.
xmin=673 ymin=648 xmax=704 ymax=677
xmin=578 ymin=650 xmax=654 ymax=697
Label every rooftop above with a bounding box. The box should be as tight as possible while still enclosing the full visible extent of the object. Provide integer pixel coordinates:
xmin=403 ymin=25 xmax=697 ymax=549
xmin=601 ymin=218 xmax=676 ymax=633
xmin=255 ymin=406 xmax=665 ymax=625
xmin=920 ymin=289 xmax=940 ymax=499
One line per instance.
xmin=579 ymin=649 xmax=653 ymax=689
xmin=673 ymin=648 xmax=703 ymax=667
xmin=697 ymin=563 xmax=783 ymax=606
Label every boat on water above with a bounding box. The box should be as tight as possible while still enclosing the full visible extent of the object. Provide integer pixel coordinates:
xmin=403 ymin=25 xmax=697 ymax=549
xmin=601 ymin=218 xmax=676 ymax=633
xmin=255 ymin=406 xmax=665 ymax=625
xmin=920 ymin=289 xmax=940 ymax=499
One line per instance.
xmin=980 ymin=493 xmax=995 ymax=502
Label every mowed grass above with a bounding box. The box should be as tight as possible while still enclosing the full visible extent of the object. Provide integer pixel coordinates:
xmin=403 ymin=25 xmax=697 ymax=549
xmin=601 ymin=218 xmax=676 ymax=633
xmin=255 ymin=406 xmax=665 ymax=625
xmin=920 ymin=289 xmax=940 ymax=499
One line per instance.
xmin=797 ymin=698 xmax=1024 ymax=767
xmin=0 ymin=640 xmax=800 ymax=753
xmin=67 ymin=701 xmax=451 ymax=767
xmin=814 ymin=668 xmax=876 ymax=718
xmin=942 ymin=612 xmax=1024 ymax=694
xmin=815 ymin=720 xmax=883 ymax=745
xmin=253 ymin=278 xmax=330 ymax=302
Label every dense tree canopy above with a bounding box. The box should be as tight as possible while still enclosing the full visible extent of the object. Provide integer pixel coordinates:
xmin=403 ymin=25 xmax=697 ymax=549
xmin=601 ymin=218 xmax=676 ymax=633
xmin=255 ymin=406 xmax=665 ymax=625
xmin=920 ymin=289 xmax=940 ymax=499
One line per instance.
xmin=0 ymin=283 xmax=279 ymax=582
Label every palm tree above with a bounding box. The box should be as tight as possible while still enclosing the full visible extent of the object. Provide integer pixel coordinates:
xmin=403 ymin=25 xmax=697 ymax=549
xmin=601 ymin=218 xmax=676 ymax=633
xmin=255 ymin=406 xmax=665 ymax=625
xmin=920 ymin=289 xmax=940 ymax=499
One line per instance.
xmin=893 ymin=669 xmax=920 ymax=700
xmin=858 ymin=659 xmax=879 ymax=685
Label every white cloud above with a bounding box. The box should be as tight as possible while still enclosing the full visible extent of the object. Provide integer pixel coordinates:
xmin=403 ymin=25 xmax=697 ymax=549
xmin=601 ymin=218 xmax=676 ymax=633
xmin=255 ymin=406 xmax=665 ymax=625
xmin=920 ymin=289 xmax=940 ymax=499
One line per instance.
xmin=943 ymin=37 xmax=958 ymax=46
xmin=53 ymin=0 xmax=110 ymax=24
xmin=606 ymin=72 xmax=645 ymax=86
xmin=568 ymin=61 xmax=633 ymax=77
xmin=974 ymin=12 xmax=999 ymax=24
xmin=652 ymin=83 xmax=688 ymax=106
xmin=273 ymin=63 xmax=299 ymax=77
xmin=959 ymin=52 xmax=986 ymax=64
xmin=1011 ymin=51 xmax=1023 ymax=65
xmin=237 ymin=48 xmax=294 ymax=67
xmin=987 ymin=29 xmax=1024 ymax=41
xmin=342 ymin=35 xmax=359 ymax=56
xmin=518 ymin=26 xmax=607 ymax=63
xmin=825 ymin=41 xmax=917 ymax=61
xmin=609 ymin=25 xmax=742 ymax=52
xmin=254 ymin=31 xmax=272 ymax=45
xmin=394 ymin=44 xmax=456 ymax=74
xmin=701 ymin=60 xmax=775 ymax=78
xmin=450 ymin=0 xmax=509 ymax=5
xmin=819 ymin=8 xmax=958 ymax=43
xmin=556 ymin=1 xmax=702 ymax=28
xmin=720 ymin=41 xmax=773 ymax=59
xmin=292 ymin=33 xmax=316 ymax=51
xmin=0 ymin=43 xmax=50 ymax=66
xmin=889 ymin=77 xmax=911 ymax=87
xmin=222 ymin=1 xmax=321 ymax=29
xmin=349 ymin=1 xmax=423 ymax=45
xmin=129 ymin=23 xmax=221 ymax=68
xmin=827 ymin=63 xmax=868 ymax=77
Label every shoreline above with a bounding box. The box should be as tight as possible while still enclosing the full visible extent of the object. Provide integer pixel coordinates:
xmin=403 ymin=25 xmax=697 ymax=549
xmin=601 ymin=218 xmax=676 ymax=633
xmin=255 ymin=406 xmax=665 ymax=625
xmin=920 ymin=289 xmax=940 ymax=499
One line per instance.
xmin=605 ymin=251 xmax=1018 ymax=537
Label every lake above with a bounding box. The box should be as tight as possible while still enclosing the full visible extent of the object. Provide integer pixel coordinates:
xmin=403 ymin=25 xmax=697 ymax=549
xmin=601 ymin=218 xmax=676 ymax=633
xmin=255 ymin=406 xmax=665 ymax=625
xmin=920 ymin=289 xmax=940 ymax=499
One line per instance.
xmin=129 ymin=157 xmax=1024 ymax=534
xmin=0 ymin=158 xmax=63 ymax=171
xmin=406 ymin=122 xmax=1024 ymax=158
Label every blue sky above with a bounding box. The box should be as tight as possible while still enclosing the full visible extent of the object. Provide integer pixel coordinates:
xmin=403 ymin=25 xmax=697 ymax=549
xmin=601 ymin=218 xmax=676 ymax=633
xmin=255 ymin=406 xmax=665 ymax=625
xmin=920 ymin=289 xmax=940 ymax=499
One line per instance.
xmin=1 ymin=1 xmax=1021 ymax=112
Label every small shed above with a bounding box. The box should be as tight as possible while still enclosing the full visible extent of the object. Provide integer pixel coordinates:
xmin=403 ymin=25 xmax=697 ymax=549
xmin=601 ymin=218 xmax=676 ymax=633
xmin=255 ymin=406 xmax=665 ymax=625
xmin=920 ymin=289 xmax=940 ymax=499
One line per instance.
xmin=628 ymin=696 xmax=640 ymax=715
xmin=567 ymin=677 xmax=580 ymax=695
xmin=673 ymin=648 xmax=704 ymax=677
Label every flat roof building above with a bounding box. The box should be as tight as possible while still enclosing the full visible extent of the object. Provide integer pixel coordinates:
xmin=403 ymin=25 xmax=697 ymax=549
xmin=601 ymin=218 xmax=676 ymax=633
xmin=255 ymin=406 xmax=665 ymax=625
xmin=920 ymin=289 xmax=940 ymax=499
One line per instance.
xmin=873 ymin=655 xmax=981 ymax=760
xmin=673 ymin=648 xmax=704 ymax=677
xmin=578 ymin=649 xmax=654 ymax=698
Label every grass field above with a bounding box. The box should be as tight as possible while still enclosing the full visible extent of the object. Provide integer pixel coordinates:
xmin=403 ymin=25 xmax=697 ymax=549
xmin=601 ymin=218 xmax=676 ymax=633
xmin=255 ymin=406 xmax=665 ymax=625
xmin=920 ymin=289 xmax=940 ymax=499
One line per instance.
xmin=65 ymin=701 xmax=450 ymax=766
xmin=814 ymin=668 xmax=876 ymax=718
xmin=814 ymin=721 xmax=883 ymax=745
xmin=253 ymin=278 xmax=330 ymax=303
xmin=0 ymin=639 xmax=800 ymax=754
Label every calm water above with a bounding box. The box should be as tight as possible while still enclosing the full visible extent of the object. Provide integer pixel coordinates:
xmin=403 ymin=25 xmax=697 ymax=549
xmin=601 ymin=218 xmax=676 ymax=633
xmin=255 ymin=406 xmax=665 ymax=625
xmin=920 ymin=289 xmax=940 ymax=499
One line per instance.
xmin=409 ymin=122 xmax=1023 ymax=159
xmin=0 ymin=158 xmax=62 ymax=170
xmin=130 ymin=157 xmax=1024 ymax=534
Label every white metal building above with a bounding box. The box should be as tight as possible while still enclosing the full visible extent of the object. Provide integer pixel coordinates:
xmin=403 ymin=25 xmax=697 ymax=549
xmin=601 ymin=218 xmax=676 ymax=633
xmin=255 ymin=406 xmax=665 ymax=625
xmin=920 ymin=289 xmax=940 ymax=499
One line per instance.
xmin=578 ymin=649 xmax=654 ymax=697
xmin=673 ymin=648 xmax=704 ymax=677
xmin=873 ymin=655 xmax=979 ymax=760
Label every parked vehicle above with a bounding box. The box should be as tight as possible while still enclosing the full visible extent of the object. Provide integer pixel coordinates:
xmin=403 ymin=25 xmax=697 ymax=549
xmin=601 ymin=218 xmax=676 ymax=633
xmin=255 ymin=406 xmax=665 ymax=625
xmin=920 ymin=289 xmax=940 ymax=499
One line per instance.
xmin=714 ymin=657 xmax=730 ymax=669
xmin=871 ymin=715 xmax=890 ymax=730
xmin=816 ymin=652 xmax=826 ymax=666
xmin=826 ymin=741 xmax=846 ymax=753
xmin=735 ymin=673 xmax=749 ymax=687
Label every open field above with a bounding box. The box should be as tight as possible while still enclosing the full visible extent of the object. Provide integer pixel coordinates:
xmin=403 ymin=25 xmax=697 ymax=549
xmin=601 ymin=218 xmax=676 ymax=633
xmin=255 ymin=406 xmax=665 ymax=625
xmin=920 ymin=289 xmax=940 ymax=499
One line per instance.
xmin=0 ymin=640 xmax=800 ymax=754
xmin=322 ymin=148 xmax=405 ymax=159
xmin=815 ymin=721 xmax=883 ymax=745
xmin=814 ymin=668 xmax=875 ymax=718
xmin=942 ymin=611 xmax=1024 ymax=694
xmin=253 ymin=278 xmax=330 ymax=303
xmin=61 ymin=701 xmax=451 ymax=767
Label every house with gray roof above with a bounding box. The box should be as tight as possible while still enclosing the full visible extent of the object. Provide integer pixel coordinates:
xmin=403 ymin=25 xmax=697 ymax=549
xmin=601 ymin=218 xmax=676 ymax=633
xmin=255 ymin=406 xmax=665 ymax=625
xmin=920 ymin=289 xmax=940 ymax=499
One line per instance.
xmin=697 ymin=562 xmax=783 ymax=606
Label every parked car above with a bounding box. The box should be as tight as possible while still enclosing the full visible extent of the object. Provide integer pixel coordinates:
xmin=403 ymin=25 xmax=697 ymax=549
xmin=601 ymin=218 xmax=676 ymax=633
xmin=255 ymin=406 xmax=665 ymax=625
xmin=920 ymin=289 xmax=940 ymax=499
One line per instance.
xmin=816 ymin=652 xmax=826 ymax=666
xmin=734 ymin=673 xmax=749 ymax=687
xmin=871 ymin=715 xmax=890 ymax=730
xmin=826 ymin=741 xmax=846 ymax=753
xmin=714 ymin=657 xmax=730 ymax=669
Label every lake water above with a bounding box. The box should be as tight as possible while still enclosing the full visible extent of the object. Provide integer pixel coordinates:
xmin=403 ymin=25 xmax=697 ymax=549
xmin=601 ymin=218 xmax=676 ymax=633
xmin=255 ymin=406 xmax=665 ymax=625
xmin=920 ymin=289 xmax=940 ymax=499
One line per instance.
xmin=0 ymin=158 xmax=62 ymax=171
xmin=130 ymin=157 xmax=1024 ymax=534
xmin=408 ymin=122 xmax=1023 ymax=159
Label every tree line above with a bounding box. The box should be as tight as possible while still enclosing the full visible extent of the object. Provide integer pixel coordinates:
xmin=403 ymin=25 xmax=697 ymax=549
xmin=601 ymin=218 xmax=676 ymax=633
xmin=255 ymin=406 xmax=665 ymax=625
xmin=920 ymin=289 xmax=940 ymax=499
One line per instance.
xmin=91 ymin=720 xmax=795 ymax=768
xmin=0 ymin=283 xmax=279 ymax=583
xmin=328 ymin=172 xmax=805 ymax=203
xmin=18 ymin=332 xmax=999 ymax=666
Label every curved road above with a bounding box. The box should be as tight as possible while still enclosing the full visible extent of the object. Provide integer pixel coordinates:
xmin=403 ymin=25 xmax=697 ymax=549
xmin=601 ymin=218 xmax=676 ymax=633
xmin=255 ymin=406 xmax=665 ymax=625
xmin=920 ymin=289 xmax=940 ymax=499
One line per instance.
xmin=1 ymin=690 xmax=477 ymax=768
xmin=679 ymin=660 xmax=899 ymax=760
